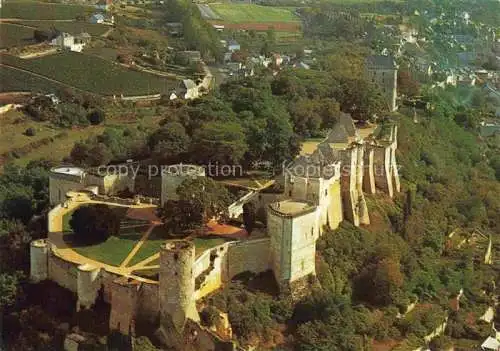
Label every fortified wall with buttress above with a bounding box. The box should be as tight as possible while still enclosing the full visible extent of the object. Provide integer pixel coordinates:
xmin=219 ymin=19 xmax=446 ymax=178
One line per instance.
xmin=31 ymin=115 xmax=400 ymax=348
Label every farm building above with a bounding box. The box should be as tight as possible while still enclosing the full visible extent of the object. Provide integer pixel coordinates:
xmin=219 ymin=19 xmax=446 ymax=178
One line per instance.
xmin=50 ymin=32 xmax=91 ymax=52
xmin=90 ymin=13 xmax=105 ymax=24
xmin=227 ymin=39 xmax=240 ymax=52
xmin=90 ymin=13 xmax=114 ymax=25
xmin=177 ymin=79 xmax=199 ymax=100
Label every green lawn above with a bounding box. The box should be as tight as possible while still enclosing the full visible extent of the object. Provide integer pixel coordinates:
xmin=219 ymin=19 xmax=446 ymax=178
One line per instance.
xmin=1 ymin=1 xmax=93 ymax=20
xmin=0 ymin=110 xmax=61 ymax=156
xmin=0 ymin=23 xmax=36 ymax=48
xmin=210 ymin=4 xmax=299 ymax=23
xmin=11 ymin=20 xmax=109 ymax=37
xmin=73 ymin=233 xmax=142 ymax=266
xmin=1 ymin=52 xmax=176 ymax=96
xmin=127 ymin=225 xmax=168 ymax=267
xmin=66 ymin=205 xmax=150 ymax=266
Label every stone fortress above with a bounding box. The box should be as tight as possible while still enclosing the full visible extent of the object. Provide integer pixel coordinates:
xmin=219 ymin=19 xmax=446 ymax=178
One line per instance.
xmin=30 ymin=114 xmax=400 ymax=346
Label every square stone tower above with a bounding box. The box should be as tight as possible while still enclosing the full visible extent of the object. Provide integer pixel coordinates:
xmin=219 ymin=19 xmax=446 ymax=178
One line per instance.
xmin=365 ymin=55 xmax=398 ymax=112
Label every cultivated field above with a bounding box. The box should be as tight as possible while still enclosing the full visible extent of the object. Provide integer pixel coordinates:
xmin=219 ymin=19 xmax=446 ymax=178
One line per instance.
xmin=11 ymin=20 xmax=109 ymax=36
xmin=209 ymin=4 xmax=299 ymax=23
xmin=1 ymin=0 xmax=93 ymax=20
xmin=0 ymin=64 xmax=74 ymax=94
xmin=1 ymin=52 xmax=176 ymax=96
xmin=0 ymin=23 xmax=36 ymax=48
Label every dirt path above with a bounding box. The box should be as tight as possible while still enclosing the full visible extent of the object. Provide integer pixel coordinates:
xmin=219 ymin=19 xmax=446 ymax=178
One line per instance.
xmin=119 ymin=223 xmax=160 ymax=268
xmin=101 ymin=27 xmax=114 ymax=38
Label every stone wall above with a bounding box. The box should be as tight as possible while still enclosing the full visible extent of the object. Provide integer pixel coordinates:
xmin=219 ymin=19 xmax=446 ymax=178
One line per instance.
xmin=136 ymin=283 xmax=160 ymax=325
xmin=226 ymin=238 xmax=272 ymax=280
xmin=48 ymin=254 xmax=78 ymax=293
xmin=109 ymin=281 xmax=139 ymax=335
xmin=49 ymin=175 xmax=85 ymax=205
xmin=194 ymin=243 xmax=230 ymax=300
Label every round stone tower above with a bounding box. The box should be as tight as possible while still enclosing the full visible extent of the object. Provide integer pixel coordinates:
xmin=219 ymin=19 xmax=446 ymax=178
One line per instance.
xmin=159 ymin=240 xmax=198 ymax=333
xmin=30 ymin=239 xmax=49 ymax=282
xmin=77 ymin=263 xmax=101 ymax=310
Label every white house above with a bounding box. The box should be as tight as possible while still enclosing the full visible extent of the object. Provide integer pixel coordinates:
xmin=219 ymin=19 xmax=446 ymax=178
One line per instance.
xmin=50 ymin=32 xmax=88 ymax=52
xmin=90 ymin=13 xmax=105 ymax=24
xmin=227 ymin=39 xmax=240 ymax=52
xmin=481 ymin=336 xmax=500 ymax=351
xmin=177 ymin=79 xmax=199 ymax=100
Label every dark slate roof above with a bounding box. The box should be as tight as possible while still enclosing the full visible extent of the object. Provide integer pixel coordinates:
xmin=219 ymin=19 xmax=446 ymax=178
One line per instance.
xmin=287 ymin=143 xmax=340 ymax=178
xmin=324 ymin=112 xmax=357 ymax=143
xmin=366 ymin=55 xmax=396 ymax=69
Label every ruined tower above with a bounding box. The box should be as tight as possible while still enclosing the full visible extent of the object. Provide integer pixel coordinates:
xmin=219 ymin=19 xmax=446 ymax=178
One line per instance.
xmin=159 ymin=240 xmax=199 ymax=333
xmin=30 ymin=239 xmax=49 ymax=282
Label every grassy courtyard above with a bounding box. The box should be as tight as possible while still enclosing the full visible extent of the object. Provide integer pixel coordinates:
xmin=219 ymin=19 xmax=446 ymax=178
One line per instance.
xmin=209 ymin=4 xmax=299 ymax=23
xmin=64 ymin=205 xmax=151 ymax=267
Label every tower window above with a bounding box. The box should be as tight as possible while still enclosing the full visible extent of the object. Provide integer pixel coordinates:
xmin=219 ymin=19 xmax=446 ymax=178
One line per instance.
xmin=301 ymin=260 xmax=305 ymax=271
xmin=289 ymin=190 xmax=292 ymax=197
xmin=324 ymin=189 xmax=328 ymax=196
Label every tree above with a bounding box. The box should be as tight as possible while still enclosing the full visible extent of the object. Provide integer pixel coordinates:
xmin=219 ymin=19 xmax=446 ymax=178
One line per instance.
xmin=158 ymin=199 xmax=203 ymax=233
xmin=176 ymin=177 xmax=233 ymax=222
xmin=190 ymin=121 xmax=248 ymax=165
xmin=86 ymin=143 xmax=112 ymax=166
xmin=148 ymin=122 xmax=190 ymax=163
xmin=242 ymin=202 xmax=256 ymax=234
xmin=69 ymin=204 xmax=121 ymax=244
xmin=354 ymin=257 xmax=404 ymax=306
xmin=87 ymin=109 xmax=106 ymax=125
xmin=398 ymin=70 xmax=420 ymax=97
xmin=0 ymin=273 xmax=18 ymax=308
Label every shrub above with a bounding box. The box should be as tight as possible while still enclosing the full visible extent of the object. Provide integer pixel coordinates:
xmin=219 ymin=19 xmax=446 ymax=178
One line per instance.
xmin=25 ymin=128 xmax=36 ymax=137
xmin=87 ymin=109 xmax=106 ymax=125
xmin=200 ymin=306 xmax=219 ymax=327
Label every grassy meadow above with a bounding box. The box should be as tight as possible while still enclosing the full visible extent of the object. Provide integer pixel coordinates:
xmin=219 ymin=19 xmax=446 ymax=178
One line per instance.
xmin=209 ymin=4 xmax=299 ymax=23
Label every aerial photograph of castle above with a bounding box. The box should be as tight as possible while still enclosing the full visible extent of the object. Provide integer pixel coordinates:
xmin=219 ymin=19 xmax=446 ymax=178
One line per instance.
xmin=0 ymin=0 xmax=499 ymax=350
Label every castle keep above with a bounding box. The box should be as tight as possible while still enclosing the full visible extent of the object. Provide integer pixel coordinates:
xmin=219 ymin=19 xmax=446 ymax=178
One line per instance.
xmin=366 ymin=55 xmax=398 ymax=112
xmin=31 ymin=116 xmax=400 ymax=345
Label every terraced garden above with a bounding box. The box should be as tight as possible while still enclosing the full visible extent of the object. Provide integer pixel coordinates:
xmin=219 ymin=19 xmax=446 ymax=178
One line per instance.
xmin=1 ymin=52 xmax=177 ymax=96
